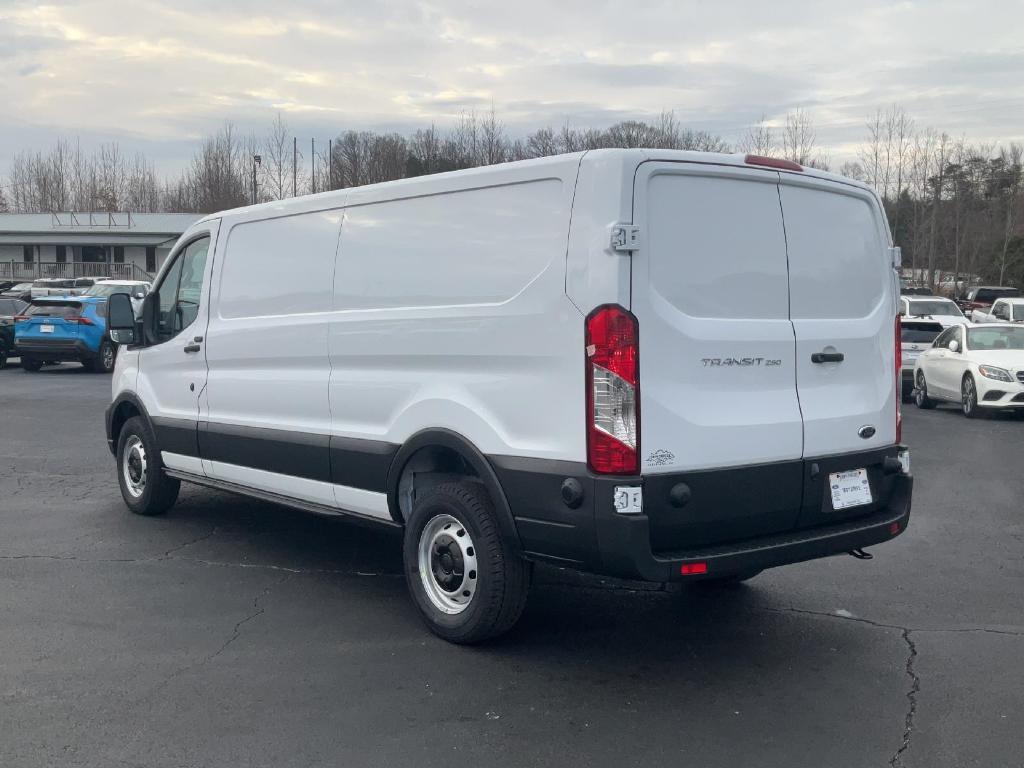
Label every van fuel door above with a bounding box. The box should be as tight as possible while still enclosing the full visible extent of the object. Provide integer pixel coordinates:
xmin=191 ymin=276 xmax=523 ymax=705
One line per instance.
xmin=610 ymin=223 xmax=640 ymax=253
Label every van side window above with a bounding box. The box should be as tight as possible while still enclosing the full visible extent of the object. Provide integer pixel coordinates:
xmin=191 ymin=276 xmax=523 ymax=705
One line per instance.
xmin=155 ymin=236 xmax=209 ymax=342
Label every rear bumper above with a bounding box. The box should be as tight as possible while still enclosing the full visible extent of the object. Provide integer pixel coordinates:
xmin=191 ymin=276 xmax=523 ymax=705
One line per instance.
xmin=492 ymin=447 xmax=912 ymax=582
xmin=14 ymin=338 xmax=94 ymax=360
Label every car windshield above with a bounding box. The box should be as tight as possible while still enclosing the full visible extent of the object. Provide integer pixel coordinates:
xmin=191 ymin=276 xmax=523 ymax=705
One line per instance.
xmin=967 ymin=326 xmax=1024 ymax=351
xmin=26 ymin=301 xmax=83 ymax=318
xmin=901 ymin=322 xmax=943 ymax=343
xmin=0 ymin=298 xmax=27 ymax=315
xmin=907 ymin=300 xmax=963 ymax=317
xmin=86 ymin=283 xmax=143 ymax=298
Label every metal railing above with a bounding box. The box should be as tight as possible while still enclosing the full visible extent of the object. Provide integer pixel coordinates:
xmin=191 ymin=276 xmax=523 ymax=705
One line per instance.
xmin=0 ymin=261 xmax=154 ymax=282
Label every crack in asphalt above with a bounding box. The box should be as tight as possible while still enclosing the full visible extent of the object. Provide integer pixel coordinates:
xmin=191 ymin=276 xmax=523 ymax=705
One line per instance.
xmin=891 ymin=628 xmax=920 ymax=768
xmin=766 ymin=606 xmax=1023 ymax=768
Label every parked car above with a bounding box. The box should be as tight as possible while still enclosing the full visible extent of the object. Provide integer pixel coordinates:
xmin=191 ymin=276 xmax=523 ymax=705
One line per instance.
xmin=104 ymin=149 xmax=911 ymax=643
xmin=956 ymin=286 xmax=1021 ymax=318
xmin=899 ymin=319 xmax=944 ymax=400
xmin=0 ymin=280 xmax=19 ymax=293
xmin=971 ymin=297 xmax=1024 ymax=325
xmin=14 ymin=297 xmax=116 ymax=373
xmin=899 ymin=296 xmax=968 ymax=328
xmin=0 ymin=297 xmax=28 ymax=369
xmin=1 ymin=282 xmax=34 ymax=303
xmin=30 ymin=278 xmax=78 ymax=298
xmin=913 ymin=323 xmax=1024 ymax=417
xmin=85 ymin=279 xmax=151 ymax=315
xmin=902 ymin=285 xmax=933 ymax=296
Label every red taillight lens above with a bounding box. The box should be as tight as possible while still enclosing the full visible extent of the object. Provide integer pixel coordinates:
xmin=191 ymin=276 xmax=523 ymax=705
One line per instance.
xmin=744 ymin=154 xmax=803 ymax=172
xmin=680 ymin=562 xmax=708 ymax=576
xmin=895 ymin=314 xmax=902 ymax=444
xmin=585 ymin=304 xmax=639 ymax=474
xmin=72 ymin=316 xmax=93 ymax=325
xmin=13 ymin=315 xmax=29 ymax=323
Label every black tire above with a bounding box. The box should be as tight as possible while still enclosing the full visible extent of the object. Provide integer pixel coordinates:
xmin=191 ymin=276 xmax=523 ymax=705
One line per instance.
xmin=21 ymin=356 xmax=43 ymax=372
xmin=116 ymin=415 xmax=180 ymax=516
xmin=403 ymin=480 xmax=530 ymax=644
xmin=962 ymin=374 xmax=981 ymax=419
xmin=914 ymin=371 xmax=936 ymax=409
xmin=693 ymin=569 xmax=762 ymax=588
xmin=88 ymin=339 xmax=115 ymax=373
xmin=0 ymin=347 xmax=7 ymax=370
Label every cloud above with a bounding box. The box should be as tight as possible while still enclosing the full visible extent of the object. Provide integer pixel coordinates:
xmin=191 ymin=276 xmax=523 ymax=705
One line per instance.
xmin=0 ymin=0 xmax=1021 ymax=174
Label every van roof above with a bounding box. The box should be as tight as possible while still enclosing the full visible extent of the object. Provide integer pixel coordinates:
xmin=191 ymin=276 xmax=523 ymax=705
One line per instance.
xmin=193 ymin=148 xmax=876 ymax=229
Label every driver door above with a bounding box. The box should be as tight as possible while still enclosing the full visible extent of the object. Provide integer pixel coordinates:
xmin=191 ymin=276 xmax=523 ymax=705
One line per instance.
xmin=136 ymin=221 xmax=220 ymax=476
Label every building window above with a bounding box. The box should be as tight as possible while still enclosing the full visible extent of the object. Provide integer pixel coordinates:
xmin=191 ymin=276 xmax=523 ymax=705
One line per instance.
xmin=146 ymin=247 xmax=156 ymax=272
xmin=114 ymin=246 xmax=125 ymax=264
xmin=23 ymin=245 xmax=33 ymax=263
xmin=56 ymin=245 xmax=67 ymax=263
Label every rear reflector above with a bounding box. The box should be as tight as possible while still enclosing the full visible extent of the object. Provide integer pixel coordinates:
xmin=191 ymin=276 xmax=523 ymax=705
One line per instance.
xmin=585 ymin=305 xmax=639 ymax=474
xmin=744 ymin=154 xmax=803 ymax=172
xmin=889 ymin=522 xmax=900 ymax=536
xmin=680 ymin=562 xmax=708 ymax=576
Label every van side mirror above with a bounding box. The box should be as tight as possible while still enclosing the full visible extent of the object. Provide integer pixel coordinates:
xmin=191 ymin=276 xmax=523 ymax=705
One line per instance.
xmin=108 ymin=292 xmax=137 ymax=345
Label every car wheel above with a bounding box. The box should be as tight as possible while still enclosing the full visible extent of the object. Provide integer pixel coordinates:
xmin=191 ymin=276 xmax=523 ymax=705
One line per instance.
xmin=962 ymin=375 xmax=981 ymax=419
xmin=403 ymin=480 xmax=531 ymax=644
xmin=116 ymin=415 xmax=180 ymax=516
xmin=915 ymin=372 xmax=936 ymax=409
xmin=21 ymin=356 xmax=43 ymax=372
xmin=90 ymin=339 xmax=115 ymax=373
xmin=0 ymin=347 xmax=7 ymax=370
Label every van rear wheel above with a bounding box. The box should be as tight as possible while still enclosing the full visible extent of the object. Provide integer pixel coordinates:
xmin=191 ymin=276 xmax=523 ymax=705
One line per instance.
xmin=403 ymin=480 xmax=530 ymax=644
xmin=116 ymin=416 xmax=180 ymax=516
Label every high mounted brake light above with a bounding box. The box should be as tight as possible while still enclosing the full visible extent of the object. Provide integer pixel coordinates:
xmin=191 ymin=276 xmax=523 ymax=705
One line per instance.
xmin=586 ymin=305 xmax=639 ymax=474
xmin=744 ymin=154 xmax=804 ymax=172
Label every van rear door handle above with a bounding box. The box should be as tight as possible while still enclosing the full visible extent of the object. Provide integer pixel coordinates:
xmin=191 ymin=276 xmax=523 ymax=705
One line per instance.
xmin=183 ymin=343 xmax=201 ymax=353
xmin=811 ymin=351 xmax=844 ymax=364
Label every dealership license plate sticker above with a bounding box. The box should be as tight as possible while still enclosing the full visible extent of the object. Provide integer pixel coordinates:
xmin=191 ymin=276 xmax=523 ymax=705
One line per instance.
xmin=829 ymin=469 xmax=872 ymax=510
xmin=40 ymin=324 xmax=54 ymax=333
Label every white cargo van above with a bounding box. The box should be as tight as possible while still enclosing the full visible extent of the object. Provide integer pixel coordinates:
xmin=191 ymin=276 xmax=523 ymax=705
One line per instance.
xmin=105 ymin=149 xmax=913 ymax=643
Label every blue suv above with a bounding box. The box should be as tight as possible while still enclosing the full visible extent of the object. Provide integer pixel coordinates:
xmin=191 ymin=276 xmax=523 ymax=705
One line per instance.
xmin=14 ymin=297 xmax=116 ymax=373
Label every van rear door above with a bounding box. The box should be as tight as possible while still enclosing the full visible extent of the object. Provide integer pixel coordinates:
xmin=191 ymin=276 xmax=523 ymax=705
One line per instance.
xmin=630 ymin=162 xmax=804 ymax=548
xmin=778 ymin=177 xmax=896 ymax=458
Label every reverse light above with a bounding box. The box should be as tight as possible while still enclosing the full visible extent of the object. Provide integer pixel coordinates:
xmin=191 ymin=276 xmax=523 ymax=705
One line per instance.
xmin=586 ymin=305 xmax=639 ymax=474
xmin=978 ymin=365 xmax=1013 ymax=382
xmin=744 ymin=154 xmax=804 ymax=172
xmin=680 ymin=562 xmax=708 ymax=576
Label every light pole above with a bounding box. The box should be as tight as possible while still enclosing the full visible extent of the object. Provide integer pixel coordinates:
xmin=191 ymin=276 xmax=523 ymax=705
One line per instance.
xmin=252 ymin=154 xmax=262 ymax=205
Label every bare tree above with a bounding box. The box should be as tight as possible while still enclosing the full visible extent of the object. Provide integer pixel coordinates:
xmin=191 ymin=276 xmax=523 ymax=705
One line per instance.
xmin=739 ymin=114 xmax=777 ymax=157
xmin=782 ymin=109 xmax=816 ymax=165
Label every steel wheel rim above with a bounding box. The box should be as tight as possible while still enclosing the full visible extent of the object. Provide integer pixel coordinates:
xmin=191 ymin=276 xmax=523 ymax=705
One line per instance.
xmin=122 ymin=435 xmax=147 ymax=499
xmin=417 ymin=513 xmax=479 ymax=615
xmin=102 ymin=343 xmax=114 ymax=369
xmin=963 ymin=379 xmax=975 ymax=414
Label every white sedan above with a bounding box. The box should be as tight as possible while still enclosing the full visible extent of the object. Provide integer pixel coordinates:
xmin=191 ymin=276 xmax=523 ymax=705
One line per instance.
xmin=913 ymin=323 xmax=1024 ymax=417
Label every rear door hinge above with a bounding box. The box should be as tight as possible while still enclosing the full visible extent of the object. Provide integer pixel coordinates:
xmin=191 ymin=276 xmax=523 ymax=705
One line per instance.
xmin=610 ymin=224 xmax=640 ymax=253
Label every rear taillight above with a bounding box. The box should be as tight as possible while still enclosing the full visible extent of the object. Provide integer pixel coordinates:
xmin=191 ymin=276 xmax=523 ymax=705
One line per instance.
xmin=71 ymin=316 xmax=93 ymax=325
xmin=895 ymin=314 xmax=902 ymax=444
xmin=585 ymin=305 xmax=639 ymax=474
xmin=13 ymin=315 xmax=28 ymax=323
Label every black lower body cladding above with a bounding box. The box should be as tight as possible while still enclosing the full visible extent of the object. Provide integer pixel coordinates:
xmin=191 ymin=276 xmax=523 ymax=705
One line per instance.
xmin=494 ymin=446 xmax=912 ymax=582
xmin=103 ymin=404 xmax=912 ymax=583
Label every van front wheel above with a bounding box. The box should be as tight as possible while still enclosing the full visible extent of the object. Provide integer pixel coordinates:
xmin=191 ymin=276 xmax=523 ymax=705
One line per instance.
xmin=116 ymin=416 xmax=180 ymax=516
xmin=403 ymin=480 xmax=530 ymax=644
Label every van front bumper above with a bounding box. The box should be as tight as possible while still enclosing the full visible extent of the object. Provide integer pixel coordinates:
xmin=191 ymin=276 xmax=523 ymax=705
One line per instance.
xmin=492 ymin=447 xmax=912 ymax=582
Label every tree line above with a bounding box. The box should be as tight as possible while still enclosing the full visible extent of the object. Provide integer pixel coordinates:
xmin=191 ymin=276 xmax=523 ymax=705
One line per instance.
xmin=2 ymin=106 xmax=1021 ymax=288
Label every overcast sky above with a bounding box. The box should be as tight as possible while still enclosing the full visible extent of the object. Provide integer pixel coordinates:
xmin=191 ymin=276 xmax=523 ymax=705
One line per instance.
xmin=2 ymin=0 xmax=1023 ymax=174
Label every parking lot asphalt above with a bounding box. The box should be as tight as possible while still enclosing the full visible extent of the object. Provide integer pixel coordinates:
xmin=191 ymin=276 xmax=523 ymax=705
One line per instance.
xmin=2 ymin=362 xmax=1023 ymax=768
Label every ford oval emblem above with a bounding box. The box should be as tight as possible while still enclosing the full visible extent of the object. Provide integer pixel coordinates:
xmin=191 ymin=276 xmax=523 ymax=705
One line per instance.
xmin=858 ymin=425 xmax=876 ymax=439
